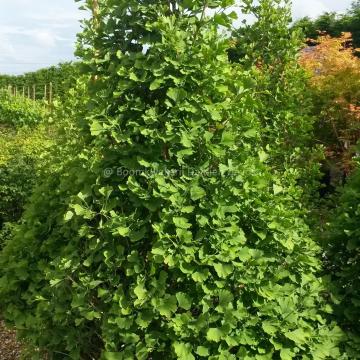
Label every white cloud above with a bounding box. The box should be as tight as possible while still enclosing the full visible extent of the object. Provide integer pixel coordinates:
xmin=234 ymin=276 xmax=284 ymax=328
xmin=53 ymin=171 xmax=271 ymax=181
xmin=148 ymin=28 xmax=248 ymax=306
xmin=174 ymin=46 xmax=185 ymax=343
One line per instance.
xmin=0 ymin=0 xmax=355 ymax=74
xmin=0 ymin=35 xmax=16 ymax=59
xmin=0 ymin=0 xmax=82 ymax=74
xmin=33 ymin=31 xmax=57 ymax=47
xmin=292 ymin=0 xmax=329 ymax=19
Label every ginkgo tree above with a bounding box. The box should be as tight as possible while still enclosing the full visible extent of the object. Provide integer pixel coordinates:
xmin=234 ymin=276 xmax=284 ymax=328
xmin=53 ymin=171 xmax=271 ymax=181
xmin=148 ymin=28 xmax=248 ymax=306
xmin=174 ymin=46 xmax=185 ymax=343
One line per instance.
xmin=230 ymin=0 xmax=320 ymax=202
xmin=0 ymin=0 xmax=346 ymax=359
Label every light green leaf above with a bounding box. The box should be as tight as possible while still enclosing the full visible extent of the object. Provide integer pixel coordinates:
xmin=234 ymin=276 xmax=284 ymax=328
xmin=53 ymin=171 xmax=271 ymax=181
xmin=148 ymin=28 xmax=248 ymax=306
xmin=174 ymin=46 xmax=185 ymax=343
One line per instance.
xmin=196 ymin=346 xmax=209 ymax=357
xmin=273 ymin=184 xmax=283 ymax=195
xmin=71 ymin=204 xmax=93 ymax=219
xmin=238 ymin=247 xmax=251 ymax=261
xmin=84 ymin=310 xmax=101 ymax=320
xmin=90 ymin=120 xmax=103 ymax=136
xmin=221 ymin=131 xmax=236 ymax=146
xmin=192 ymin=270 xmax=209 ymax=282
xmin=216 ymin=84 xmax=229 ymax=93
xmin=167 ymin=88 xmax=186 ymax=102
xmin=129 ymin=72 xmax=139 ymax=81
xmin=174 ymin=217 xmax=191 ymax=229
xmin=258 ymin=150 xmax=269 ymax=163
xmin=150 ymin=78 xmax=163 ymax=90
xmin=262 ymin=321 xmax=277 ymax=336
xmin=285 ymin=329 xmax=309 ymax=345
xmin=219 ymin=290 xmax=234 ymax=307
xmin=176 ymin=292 xmax=192 ymax=310
xmin=228 ymin=11 xmax=238 ymax=19
xmin=214 ymin=263 xmax=233 ymax=278
xmin=180 ymin=132 xmax=193 ymax=148
xmin=64 ymin=211 xmax=74 ymax=221
xmin=243 ymin=128 xmax=258 ymax=138
xmin=181 ymin=206 xmax=195 ymax=213
xmin=118 ymin=226 xmax=130 ymax=236
xmin=103 ymin=352 xmax=122 ymax=360
xmin=190 ymin=185 xmax=206 ymax=201
xmin=134 ymin=282 xmax=147 ymax=301
xmin=173 ymin=342 xmax=195 ymax=360
xmin=214 ymin=13 xmax=228 ymax=26
xmin=207 ymin=328 xmax=223 ymax=342
xmin=50 ymin=278 xmax=62 ymax=287
xmin=155 ymin=295 xmax=177 ymax=317
xmin=280 ymin=348 xmax=294 ymax=360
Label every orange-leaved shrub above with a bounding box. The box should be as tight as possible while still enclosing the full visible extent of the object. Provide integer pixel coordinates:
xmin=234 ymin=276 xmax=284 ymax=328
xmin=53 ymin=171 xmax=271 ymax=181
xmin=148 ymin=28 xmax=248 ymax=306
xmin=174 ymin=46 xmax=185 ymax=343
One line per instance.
xmin=300 ymin=32 xmax=360 ymax=177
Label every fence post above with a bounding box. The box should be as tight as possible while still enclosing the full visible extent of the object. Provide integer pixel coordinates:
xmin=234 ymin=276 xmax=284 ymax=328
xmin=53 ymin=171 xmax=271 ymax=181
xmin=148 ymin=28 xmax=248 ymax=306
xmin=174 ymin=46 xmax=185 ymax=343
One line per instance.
xmin=44 ymin=84 xmax=47 ymax=102
xmin=49 ymin=82 xmax=53 ymax=105
xmin=33 ymin=85 xmax=36 ymax=101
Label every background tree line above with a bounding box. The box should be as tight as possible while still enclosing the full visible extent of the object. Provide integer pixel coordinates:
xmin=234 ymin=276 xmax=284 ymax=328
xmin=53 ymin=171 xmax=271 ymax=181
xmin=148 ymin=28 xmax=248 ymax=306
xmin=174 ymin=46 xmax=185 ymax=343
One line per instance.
xmin=292 ymin=0 xmax=360 ymax=49
xmin=0 ymin=62 xmax=79 ymax=100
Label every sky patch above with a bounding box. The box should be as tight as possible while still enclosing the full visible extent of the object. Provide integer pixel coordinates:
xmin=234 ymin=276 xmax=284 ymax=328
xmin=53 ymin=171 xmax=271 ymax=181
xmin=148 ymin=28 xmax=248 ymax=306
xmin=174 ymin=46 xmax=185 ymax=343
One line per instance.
xmin=0 ymin=0 xmax=354 ymax=75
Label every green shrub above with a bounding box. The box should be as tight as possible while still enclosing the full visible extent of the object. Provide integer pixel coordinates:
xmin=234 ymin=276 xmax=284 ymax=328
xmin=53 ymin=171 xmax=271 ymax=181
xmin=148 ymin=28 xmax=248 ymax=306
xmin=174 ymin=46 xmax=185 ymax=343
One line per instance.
xmin=0 ymin=125 xmax=54 ymax=248
xmin=322 ymin=162 xmax=360 ymax=356
xmin=230 ymin=0 xmax=322 ymax=205
xmin=0 ymin=222 xmax=15 ymax=250
xmin=0 ymin=90 xmax=46 ymax=127
xmin=0 ymin=1 xmax=346 ymax=359
xmin=0 ymin=152 xmax=36 ymax=224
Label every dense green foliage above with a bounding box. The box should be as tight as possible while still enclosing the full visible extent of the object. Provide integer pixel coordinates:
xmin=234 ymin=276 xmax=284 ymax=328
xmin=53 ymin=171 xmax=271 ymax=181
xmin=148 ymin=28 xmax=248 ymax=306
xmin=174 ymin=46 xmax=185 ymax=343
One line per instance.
xmin=321 ymin=162 xmax=360 ymax=357
xmin=230 ymin=0 xmax=321 ymax=202
xmin=0 ymin=62 xmax=79 ymax=100
xmin=0 ymin=96 xmax=54 ymax=248
xmin=0 ymin=1 xmax=348 ymax=359
xmin=0 ymin=146 xmax=35 ymax=226
xmin=292 ymin=1 xmax=360 ymax=48
xmin=0 ymin=90 xmax=46 ymax=127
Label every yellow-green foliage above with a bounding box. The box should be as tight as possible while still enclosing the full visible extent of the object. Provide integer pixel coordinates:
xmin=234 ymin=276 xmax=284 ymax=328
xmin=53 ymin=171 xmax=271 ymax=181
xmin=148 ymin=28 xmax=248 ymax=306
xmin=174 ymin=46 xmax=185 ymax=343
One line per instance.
xmin=0 ymin=125 xmax=53 ymax=166
xmin=0 ymin=124 xmax=54 ymax=245
xmin=0 ymin=90 xmax=46 ymax=127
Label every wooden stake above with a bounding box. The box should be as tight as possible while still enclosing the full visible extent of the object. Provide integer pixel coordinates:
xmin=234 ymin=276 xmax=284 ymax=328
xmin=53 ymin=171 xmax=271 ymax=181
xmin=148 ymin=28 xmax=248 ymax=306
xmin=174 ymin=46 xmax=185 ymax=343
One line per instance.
xmin=44 ymin=84 xmax=47 ymax=101
xmin=50 ymin=82 xmax=53 ymax=104
xmin=33 ymin=85 xmax=36 ymax=101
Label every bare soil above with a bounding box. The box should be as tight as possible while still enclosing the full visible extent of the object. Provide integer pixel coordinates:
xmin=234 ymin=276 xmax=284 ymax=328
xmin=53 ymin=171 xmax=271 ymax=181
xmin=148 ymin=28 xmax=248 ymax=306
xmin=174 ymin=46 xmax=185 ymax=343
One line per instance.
xmin=0 ymin=320 xmax=22 ymax=360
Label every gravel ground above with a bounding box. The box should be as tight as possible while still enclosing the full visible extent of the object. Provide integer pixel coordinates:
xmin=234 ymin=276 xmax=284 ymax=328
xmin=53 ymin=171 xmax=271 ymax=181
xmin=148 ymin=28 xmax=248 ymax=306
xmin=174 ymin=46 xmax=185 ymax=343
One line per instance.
xmin=0 ymin=320 xmax=22 ymax=360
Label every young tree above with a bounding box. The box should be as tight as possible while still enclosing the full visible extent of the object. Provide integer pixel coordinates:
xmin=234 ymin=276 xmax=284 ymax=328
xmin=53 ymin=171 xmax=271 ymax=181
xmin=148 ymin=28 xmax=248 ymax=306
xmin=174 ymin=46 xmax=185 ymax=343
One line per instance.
xmin=0 ymin=0 xmax=345 ymax=359
xmin=230 ymin=0 xmax=320 ymax=202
